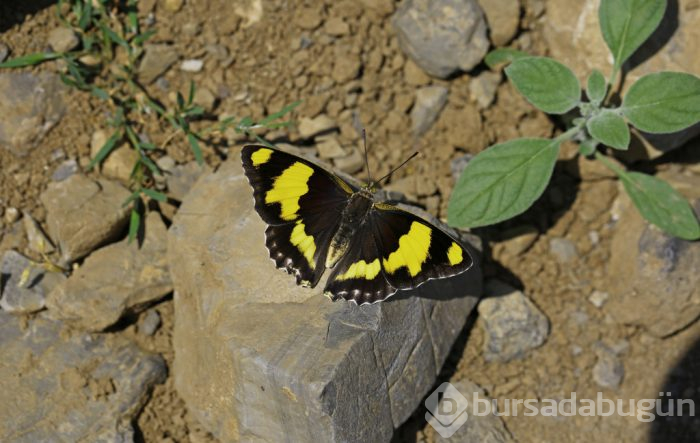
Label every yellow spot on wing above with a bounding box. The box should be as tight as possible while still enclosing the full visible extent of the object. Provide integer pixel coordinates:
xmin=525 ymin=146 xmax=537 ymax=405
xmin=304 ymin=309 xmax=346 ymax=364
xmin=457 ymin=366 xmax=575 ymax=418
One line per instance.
xmin=291 ymin=221 xmax=316 ymax=268
xmin=251 ymin=148 xmax=272 ymax=166
xmin=265 ymin=162 xmax=314 ymax=221
xmin=383 ymin=222 xmax=431 ymax=277
xmin=338 ymin=259 xmax=381 ymax=281
xmin=447 ymin=242 xmax=463 ymax=265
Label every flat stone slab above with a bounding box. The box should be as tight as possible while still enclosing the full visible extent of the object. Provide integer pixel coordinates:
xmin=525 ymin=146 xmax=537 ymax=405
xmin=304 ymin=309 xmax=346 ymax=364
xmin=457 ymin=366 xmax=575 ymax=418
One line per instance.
xmin=168 ymin=157 xmax=482 ymax=442
xmin=0 ymin=312 xmax=166 ymax=442
xmin=40 ymin=174 xmax=131 ymax=264
xmin=46 ymin=212 xmax=172 ymax=331
xmin=0 ymin=72 xmax=65 ymax=157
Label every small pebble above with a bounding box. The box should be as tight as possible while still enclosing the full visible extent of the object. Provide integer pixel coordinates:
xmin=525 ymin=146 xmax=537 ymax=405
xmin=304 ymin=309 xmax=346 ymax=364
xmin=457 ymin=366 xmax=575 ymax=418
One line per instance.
xmin=162 ymin=0 xmax=184 ymax=12
xmin=139 ymin=310 xmax=162 ymax=336
xmin=52 ymin=159 xmax=79 ymax=182
xmin=50 ymin=148 xmax=66 ymax=162
xmin=181 ymin=59 xmax=204 ymax=72
xmin=593 ymin=347 xmax=624 ymax=390
xmin=4 ymin=206 xmax=20 ymax=224
xmin=588 ymin=290 xmax=609 ymax=309
xmin=47 ymin=27 xmax=79 ymax=53
xmin=549 ymin=237 xmax=578 ymax=263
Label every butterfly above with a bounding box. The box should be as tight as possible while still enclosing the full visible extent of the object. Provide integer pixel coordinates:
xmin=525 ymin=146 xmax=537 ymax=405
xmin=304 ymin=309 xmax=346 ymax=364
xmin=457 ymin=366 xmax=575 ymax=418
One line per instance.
xmin=241 ymin=144 xmax=473 ymax=305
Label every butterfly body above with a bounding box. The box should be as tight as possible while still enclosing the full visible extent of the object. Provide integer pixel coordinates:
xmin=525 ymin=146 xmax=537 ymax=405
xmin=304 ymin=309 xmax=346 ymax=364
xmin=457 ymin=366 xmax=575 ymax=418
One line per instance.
xmin=241 ymin=144 xmax=473 ymax=305
xmin=326 ymin=189 xmax=373 ymax=269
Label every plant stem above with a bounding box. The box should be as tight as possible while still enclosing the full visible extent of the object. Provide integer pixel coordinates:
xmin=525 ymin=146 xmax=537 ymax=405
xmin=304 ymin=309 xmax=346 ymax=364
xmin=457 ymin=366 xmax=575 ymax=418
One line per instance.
xmin=594 ymin=151 xmax=626 ymax=177
xmin=554 ymin=120 xmax=586 ymax=144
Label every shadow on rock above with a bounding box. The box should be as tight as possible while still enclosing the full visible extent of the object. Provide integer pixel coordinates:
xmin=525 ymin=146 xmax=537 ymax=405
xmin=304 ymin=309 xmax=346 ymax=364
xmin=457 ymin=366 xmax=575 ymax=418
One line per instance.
xmin=650 ymin=332 xmax=700 ymax=443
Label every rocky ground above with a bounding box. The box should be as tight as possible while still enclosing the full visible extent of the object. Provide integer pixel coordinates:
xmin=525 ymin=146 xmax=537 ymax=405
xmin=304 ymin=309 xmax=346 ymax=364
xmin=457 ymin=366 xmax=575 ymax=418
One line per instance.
xmin=1 ymin=0 xmax=699 ymax=442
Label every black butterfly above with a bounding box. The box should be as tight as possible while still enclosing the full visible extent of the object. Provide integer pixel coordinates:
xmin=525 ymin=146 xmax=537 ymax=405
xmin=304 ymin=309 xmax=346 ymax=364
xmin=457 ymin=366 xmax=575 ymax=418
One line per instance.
xmin=241 ymin=144 xmax=473 ymax=305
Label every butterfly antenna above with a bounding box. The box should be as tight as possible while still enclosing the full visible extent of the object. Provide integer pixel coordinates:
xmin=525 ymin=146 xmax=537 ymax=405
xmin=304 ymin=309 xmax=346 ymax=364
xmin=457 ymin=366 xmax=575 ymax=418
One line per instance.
xmin=362 ymin=129 xmax=371 ymax=184
xmin=376 ymin=152 xmax=419 ymax=184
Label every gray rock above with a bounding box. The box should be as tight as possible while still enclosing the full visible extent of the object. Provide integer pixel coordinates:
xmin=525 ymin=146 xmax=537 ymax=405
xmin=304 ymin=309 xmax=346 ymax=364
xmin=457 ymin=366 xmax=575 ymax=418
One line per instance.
xmin=606 ymin=189 xmax=700 ymax=337
xmin=315 ymin=135 xmax=347 ymax=159
xmin=333 ymin=148 xmax=364 ymax=174
xmin=102 ymin=144 xmax=139 ymax=183
xmin=193 ymin=86 xmax=217 ymax=112
xmin=478 ymin=279 xmax=549 ymax=362
xmin=493 ymin=225 xmax=539 ymax=258
xmin=51 ymin=158 xmax=79 ymax=181
xmin=47 ymin=27 xmax=80 ymax=53
xmin=168 ymin=158 xmax=483 ymax=442
xmin=592 ymin=345 xmax=624 ymax=390
xmin=298 ymin=114 xmax=337 ymax=139
xmin=0 ymin=311 xmax=166 ymax=442
xmin=411 ymin=85 xmax=449 ymax=136
xmin=477 ymin=0 xmax=520 ymax=46
xmin=156 ymin=155 xmax=177 ymax=172
xmin=46 ymin=212 xmax=171 ymax=331
xmin=205 ymin=44 xmax=230 ymax=61
xmin=450 ymin=153 xmax=473 ymax=179
xmin=139 ymin=309 xmax=161 ymax=336
xmin=0 ymin=73 xmax=66 ymax=156
xmin=432 ymin=379 xmax=515 ymax=442
xmin=393 ymin=0 xmax=489 ymax=78
xmin=40 ymin=174 xmax=131 ymax=264
xmin=0 ymin=250 xmax=65 ymax=314
xmin=469 ymin=71 xmax=501 ymax=109
xmin=0 ymin=43 xmax=9 ymax=63
xmin=50 ymin=148 xmax=66 ymax=162
xmin=162 ymin=161 xmax=210 ymax=201
xmin=23 ymin=212 xmax=55 ymax=254
xmin=548 ymin=237 xmax=578 ymax=263
xmin=138 ymin=44 xmax=178 ymax=84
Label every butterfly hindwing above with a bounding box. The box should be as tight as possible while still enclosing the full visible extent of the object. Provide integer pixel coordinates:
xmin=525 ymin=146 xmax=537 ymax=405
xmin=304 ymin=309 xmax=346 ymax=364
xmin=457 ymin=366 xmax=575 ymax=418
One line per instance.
xmin=323 ymin=222 xmax=395 ymax=305
xmin=324 ymin=203 xmax=473 ymax=305
xmin=242 ymin=145 xmax=355 ymax=287
xmin=370 ymin=203 xmax=473 ymax=292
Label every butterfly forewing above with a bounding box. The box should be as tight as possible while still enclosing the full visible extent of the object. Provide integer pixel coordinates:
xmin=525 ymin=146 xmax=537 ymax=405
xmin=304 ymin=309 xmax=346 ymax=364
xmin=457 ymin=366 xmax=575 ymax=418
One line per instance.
xmin=242 ymin=145 xmax=354 ymax=286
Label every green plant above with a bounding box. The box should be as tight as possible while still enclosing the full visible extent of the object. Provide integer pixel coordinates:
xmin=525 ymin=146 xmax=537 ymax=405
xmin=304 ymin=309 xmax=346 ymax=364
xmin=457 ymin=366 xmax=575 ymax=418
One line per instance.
xmin=448 ymin=0 xmax=700 ymax=240
xmin=0 ymin=0 xmax=298 ymax=243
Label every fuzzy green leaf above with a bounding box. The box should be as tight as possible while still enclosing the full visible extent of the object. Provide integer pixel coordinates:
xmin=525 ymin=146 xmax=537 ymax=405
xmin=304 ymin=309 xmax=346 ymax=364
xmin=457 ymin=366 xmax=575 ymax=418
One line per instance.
xmin=505 ymin=57 xmax=581 ymax=114
xmin=586 ymin=70 xmax=607 ymax=105
xmin=447 ymin=138 xmax=560 ymax=227
xmin=579 ymin=138 xmax=598 ymax=156
xmin=621 ymin=172 xmax=700 ymax=240
xmin=622 ymin=72 xmax=700 ymax=133
xmin=599 ymin=0 xmax=666 ymax=72
xmin=587 ymin=110 xmax=630 ymax=150
xmin=484 ymin=48 xmax=530 ymax=69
